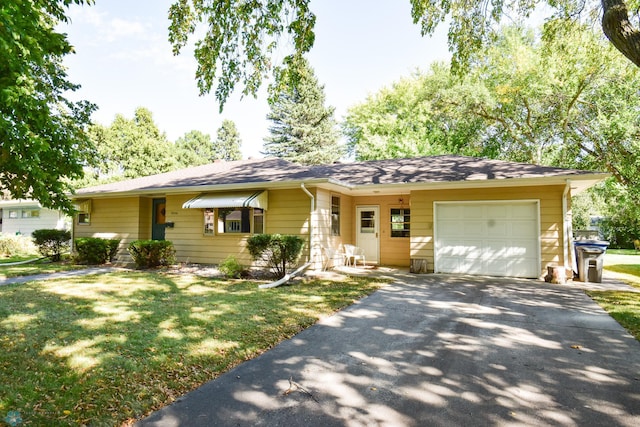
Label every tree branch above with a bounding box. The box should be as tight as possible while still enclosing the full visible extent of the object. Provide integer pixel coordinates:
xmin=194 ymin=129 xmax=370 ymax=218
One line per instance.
xmin=602 ymin=0 xmax=640 ymax=67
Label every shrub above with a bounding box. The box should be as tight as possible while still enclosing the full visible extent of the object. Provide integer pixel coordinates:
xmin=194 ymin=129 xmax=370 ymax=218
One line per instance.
xmin=128 ymin=240 xmax=176 ymax=268
xmin=218 ymin=255 xmax=248 ymax=279
xmin=0 ymin=233 xmax=37 ymax=256
xmin=246 ymin=234 xmax=305 ymax=278
xmin=31 ymin=229 xmax=71 ymax=261
xmin=75 ymin=237 xmax=122 ymax=265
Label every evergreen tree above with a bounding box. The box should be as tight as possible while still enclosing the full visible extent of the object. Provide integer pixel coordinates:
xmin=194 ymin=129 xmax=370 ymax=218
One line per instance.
xmin=175 ymin=130 xmax=216 ymax=167
xmin=215 ymin=120 xmax=242 ymax=161
xmin=263 ymin=58 xmax=341 ymax=165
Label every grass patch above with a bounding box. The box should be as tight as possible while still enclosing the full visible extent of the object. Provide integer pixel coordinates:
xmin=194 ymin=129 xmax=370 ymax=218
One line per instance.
xmin=0 ymin=254 xmax=41 ymax=264
xmin=586 ymin=290 xmax=640 ymax=341
xmin=0 ymin=271 xmax=385 ymax=425
xmin=607 ymin=249 xmax=639 ymax=256
xmin=0 ymin=258 xmax=85 ymax=280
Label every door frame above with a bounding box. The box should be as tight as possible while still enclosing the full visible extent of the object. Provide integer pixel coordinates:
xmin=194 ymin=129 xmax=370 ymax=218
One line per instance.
xmin=152 ymin=198 xmax=167 ymax=241
xmin=355 ymin=205 xmax=380 ymax=264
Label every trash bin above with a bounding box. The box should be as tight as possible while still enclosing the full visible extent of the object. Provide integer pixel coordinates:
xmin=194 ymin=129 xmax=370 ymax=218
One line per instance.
xmin=575 ymin=245 xmax=606 ymax=283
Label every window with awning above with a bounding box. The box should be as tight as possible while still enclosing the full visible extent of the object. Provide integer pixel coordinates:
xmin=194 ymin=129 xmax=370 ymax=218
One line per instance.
xmin=182 ymin=191 xmax=267 ymax=210
xmin=183 ymin=191 xmax=267 ymax=235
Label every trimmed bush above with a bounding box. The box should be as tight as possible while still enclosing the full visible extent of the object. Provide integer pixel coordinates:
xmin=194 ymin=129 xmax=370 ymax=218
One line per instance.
xmin=218 ymin=255 xmax=248 ymax=279
xmin=75 ymin=237 xmax=122 ymax=265
xmin=31 ymin=229 xmax=71 ymax=261
xmin=128 ymin=240 xmax=176 ymax=268
xmin=247 ymin=234 xmax=305 ymax=278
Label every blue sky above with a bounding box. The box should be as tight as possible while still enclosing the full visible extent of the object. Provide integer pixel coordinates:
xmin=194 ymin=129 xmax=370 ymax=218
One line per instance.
xmin=61 ymin=0 xmax=451 ymax=158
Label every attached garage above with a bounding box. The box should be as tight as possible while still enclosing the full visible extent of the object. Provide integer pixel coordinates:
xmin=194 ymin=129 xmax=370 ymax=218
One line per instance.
xmin=434 ymin=201 xmax=540 ymax=278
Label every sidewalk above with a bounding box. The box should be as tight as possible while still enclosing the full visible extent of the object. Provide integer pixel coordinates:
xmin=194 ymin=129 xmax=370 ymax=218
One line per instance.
xmin=0 ymin=267 xmax=121 ymax=286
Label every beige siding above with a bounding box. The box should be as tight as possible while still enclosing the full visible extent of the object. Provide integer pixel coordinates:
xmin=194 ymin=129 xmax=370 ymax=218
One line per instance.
xmin=73 ymin=197 xmax=143 ymax=262
xmin=315 ymin=190 xmax=354 ymax=269
xmin=410 ymin=185 xmax=565 ymax=277
xmin=164 ymin=189 xmax=312 ymax=266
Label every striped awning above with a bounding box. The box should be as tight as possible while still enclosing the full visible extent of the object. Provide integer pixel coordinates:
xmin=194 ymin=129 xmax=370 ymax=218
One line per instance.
xmin=182 ymin=191 xmax=267 ymax=210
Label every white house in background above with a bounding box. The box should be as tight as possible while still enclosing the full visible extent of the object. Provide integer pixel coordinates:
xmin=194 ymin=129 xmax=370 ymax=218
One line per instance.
xmin=0 ymin=199 xmax=70 ymax=236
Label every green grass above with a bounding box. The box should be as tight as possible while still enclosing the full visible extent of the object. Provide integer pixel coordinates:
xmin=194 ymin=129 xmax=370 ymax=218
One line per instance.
xmin=606 ymin=248 xmax=640 ymax=256
xmin=0 ymin=271 xmax=385 ymax=426
xmin=587 ymin=252 xmax=640 ymax=342
xmin=0 ymin=254 xmax=40 ymax=264
xmin=0 ymin=258 xmax=85 ymax=280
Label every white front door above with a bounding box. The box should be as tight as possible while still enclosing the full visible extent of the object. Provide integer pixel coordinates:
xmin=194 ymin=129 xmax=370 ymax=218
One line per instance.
xmin=356 ymin=206 xmax=379 ymax=264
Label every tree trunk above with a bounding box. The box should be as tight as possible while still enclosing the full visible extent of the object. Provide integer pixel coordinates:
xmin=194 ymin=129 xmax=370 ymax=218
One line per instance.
xmin=602 ymin=0 xmax=640 ymax=67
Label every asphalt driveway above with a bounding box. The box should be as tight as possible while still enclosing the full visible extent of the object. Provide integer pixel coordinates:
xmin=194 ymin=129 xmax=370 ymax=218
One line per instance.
xmin=138 ymin=272 xmax=640 ymax=426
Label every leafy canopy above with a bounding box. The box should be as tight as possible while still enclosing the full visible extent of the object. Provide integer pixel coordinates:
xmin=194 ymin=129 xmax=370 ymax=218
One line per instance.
xmin=168 ymin=0 xmax=640 ymax=108
xmin=0 ymin=0 xmax=96 ymax=213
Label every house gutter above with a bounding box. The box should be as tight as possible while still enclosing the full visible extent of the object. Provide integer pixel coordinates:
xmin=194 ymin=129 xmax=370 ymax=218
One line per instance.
xmin=300 ymin=183 xmax=315 ymax=265
xmin=562 ymin=180 xmax=572 ymax=274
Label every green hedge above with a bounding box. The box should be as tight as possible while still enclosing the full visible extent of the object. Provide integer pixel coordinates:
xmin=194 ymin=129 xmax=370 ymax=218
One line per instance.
xmin=75 ymin=237 xmax=121 ymax=265
xmin=127 ymin=240 xmax=176 ymax=268
xmin=247 ymin=234 xmax=304 ymax=278
xmin=32 ymin=229 xmax=71 ymax=261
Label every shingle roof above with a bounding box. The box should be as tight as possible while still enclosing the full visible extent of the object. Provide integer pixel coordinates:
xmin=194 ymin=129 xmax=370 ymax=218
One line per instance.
xmin=74 ymin=155 xmax=605 ymax=196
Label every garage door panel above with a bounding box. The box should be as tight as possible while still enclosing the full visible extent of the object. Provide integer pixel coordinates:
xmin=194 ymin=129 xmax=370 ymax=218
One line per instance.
xmin=435 ymin=202 xmax=540 ymax=278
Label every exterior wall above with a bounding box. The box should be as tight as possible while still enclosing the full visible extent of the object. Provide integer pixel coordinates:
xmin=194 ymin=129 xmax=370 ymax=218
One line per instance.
xmin=351 ymin=195 xmax=411 ymax=267
xmin=1 ymin=207 xmax=68 ymax=236
xmin=410 ymin=185 xmax=565 ymax=277
xmin=315 ymin=189 xmax=354 ymax=269
xmin=73 ymin=197 xmax=143 ymax=262
xmin=164 ymin=188 xmax=312 ymax=266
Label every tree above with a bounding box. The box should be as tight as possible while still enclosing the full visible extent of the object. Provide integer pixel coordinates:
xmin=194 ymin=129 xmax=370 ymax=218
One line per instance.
xmin=175 ymin=130 xmax=217 ymax=167
xmin=0 ymin=0 xmax=96 ymax=213
xmin=81 ymin=107 xmax=177 ymax=186
xmin=215 ymin=120 xmax=242 ymax=161
xmin=168 ymin=0 xmax=640 ymax=108
xmin=263 ymin=58 xmax=341 ymax=165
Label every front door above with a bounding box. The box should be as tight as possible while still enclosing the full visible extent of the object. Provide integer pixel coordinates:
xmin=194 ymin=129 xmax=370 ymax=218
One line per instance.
xmin=356 ymin=206 xmax=379 ymax=264
xmin=152 ymin=198 xmax=166 ymax=240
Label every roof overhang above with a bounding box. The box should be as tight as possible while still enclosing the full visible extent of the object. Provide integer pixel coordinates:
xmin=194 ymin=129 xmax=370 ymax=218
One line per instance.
xmin=182 ymin=190 xmax=268 ymax=210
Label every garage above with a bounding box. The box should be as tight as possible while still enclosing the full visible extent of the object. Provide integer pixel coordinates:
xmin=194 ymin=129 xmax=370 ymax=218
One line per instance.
xmin=434 ymin=201 xmax=540 ymax=278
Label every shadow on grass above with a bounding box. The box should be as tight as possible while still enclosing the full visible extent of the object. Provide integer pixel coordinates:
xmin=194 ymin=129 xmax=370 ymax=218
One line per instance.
xmin=0 ymin=271 xmax=382 ymax=425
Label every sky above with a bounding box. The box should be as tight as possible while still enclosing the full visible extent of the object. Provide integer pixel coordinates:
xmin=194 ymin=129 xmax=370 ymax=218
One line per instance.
xmin=61 ymin=0 xmax=451 ymax=159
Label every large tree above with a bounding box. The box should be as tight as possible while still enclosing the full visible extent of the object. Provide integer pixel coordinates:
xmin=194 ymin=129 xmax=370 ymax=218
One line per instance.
xmin=215 ymin=119 xmax=242 ymax=161
xmin=175 ymin=130 xmax=217 ymax=167
xmin=168 ymin=0 xmax=640 ymax=108
xmin=81 ymin=107 xmax=177 ymax=186
xmin=263 ymin=58 xmax=341 ymax=165
xmin=0 ymin=0 xmax=96 ymax=213
xmin=345 ymin=22 xmax=640 ymax=189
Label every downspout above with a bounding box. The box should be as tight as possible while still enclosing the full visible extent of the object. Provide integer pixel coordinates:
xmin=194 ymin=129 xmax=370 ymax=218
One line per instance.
xmin=300 ymin=183 xmax=315 ymax=265
xmin=562 ymin=180 xmax=572 ymax=275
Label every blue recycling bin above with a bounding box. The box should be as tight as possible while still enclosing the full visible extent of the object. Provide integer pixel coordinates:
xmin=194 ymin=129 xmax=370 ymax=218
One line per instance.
xmin=574 ymin=240 xmax=609 ymax=283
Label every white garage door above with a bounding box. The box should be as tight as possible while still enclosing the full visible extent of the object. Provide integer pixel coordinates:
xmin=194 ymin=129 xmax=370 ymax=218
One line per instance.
xmin=435 ymin=201 xmax=540 ymax=278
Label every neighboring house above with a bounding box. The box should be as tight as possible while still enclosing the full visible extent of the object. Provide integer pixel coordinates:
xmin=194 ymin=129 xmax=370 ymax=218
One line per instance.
xmin=71 ymin=156 xmax=608 ymax=279
xmin=0 ymin=199 xmax=70 ymax=236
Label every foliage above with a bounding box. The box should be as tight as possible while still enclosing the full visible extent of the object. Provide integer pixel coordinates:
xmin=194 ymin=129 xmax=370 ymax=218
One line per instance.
xmin=80 ymin=107 xmax=177 ymax=186
xmin=167 ymin=0 xmax=640 ymax=109
xmin=588 ymin=290 xmax=640 ymax=341
xmin=74 ymin=237 xmax=121 ymax=265
xmin=0 ymin=271 xmax=384 ymax=425
xmin=127 ymin=240 xmax=176 ymax=268
xmin=174 ymin=130 xmax=217 ymax=168
xmin=0 ymin=233 xmax=36 ymax=257
xmin=31 ymin=229 xmax=71 ymax=262
xmin=215 ymin=119 xmax=243 ymax=161
xmin=218 ymin=255 xmax=248 ymax=279
xmin=0 ymin=0 xmax=96 ymax=213
xmin=247 ymin=234 xmax=305 ymax=278
xmin=264 ymin=57 xmax=342 ymax=165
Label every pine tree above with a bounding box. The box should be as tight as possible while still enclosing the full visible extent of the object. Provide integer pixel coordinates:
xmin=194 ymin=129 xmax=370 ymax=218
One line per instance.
xmin=215 ymin=119 xmax=242 ymax=161
xmin=263 ymin=58 xmax=342 ymax=165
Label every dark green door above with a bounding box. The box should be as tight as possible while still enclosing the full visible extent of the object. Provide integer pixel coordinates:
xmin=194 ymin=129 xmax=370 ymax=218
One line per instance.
xmin=152 ymin=198 xmax=166 ymax=240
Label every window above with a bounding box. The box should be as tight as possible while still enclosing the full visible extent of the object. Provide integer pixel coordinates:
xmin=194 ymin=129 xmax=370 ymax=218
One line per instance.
xmin=77 ymin=213 xmax=90 ymax=224
xmin=8 ymin=210 xmax=18 ymax=219
xmin=21 ymin=209 xmax=40 ymax=218
xmin=331 ymin=196 xmax=340 ymax=236
xmin=390 ymin=208 xmax=410 ymax=237
xmin=204 ymin=208 xmax=264 ymax=235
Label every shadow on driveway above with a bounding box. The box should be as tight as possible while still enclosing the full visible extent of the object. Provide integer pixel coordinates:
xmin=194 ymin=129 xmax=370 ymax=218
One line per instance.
xmin=138 ymin=272 xmax=640 ymax=426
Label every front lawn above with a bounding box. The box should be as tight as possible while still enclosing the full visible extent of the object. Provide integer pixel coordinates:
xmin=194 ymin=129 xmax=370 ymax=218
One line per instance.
xmin=0 ymin=271 xmax=385 ymax=426
xmin=587 ymin=252 xmax=640 ymax=342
